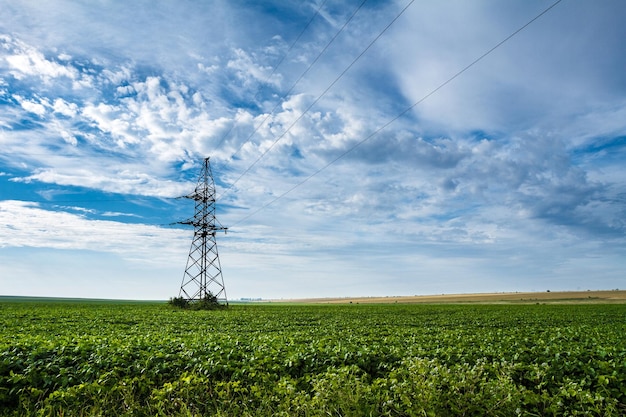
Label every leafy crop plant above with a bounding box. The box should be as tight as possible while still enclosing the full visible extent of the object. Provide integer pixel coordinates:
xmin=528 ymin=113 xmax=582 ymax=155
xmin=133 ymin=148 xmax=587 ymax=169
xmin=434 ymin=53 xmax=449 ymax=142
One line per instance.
xmin=0 ymin=302 xmax=624 ymax=415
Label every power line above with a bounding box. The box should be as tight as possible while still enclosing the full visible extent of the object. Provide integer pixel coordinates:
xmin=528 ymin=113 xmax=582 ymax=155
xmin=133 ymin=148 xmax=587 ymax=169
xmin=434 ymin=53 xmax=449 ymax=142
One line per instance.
xmin=219 ymin=0 xmax=413 ymax=202
xmin=214 ymin=0 xmax=329 ymax=150
xmin=223 ymin=0 xmax=367 ymax=166
xmin=229 ymin=0 xmax=565 ymax=228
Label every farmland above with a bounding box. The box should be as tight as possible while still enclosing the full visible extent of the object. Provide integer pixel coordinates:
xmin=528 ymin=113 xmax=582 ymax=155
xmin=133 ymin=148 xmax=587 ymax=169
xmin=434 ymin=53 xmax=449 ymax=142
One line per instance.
xmin=280 ymin=289 xmax=626 ymax=304
xmin=1 ymin=300 xmax=625 ymax=416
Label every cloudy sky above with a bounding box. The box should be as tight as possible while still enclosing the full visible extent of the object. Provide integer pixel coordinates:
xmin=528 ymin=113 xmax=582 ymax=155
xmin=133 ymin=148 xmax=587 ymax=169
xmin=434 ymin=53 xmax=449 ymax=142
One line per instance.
xmin=1 ymin=0 xmax=625 ymax=300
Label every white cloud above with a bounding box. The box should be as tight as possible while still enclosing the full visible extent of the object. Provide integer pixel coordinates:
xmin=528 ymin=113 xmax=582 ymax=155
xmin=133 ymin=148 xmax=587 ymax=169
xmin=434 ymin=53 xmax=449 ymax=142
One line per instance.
xmin=102 ymin=65 xmax=132 ymax=85
xmin=58 ymin=128 xmax=77 ymax=146
xmin=197 ymin=63 xmax=219 ymax=74
xmin=52 ymin=98 xmax=78 ymax=117
xmin=101 ymin=211 xmax=141 ymax=218
xmin=227 ymin=48 xmax=278 ymax=88
xmin=0 ymin=200 xmax=187 ymax=264
xmin=1 ymin=35 xmax=78 ymax=82
xmin=81 ymin=102 xmax=136 ymax=146
xmin=14 ymin=95 xmax=47 ymax=116
xmin=12 ymin=167 xmax=189 ymax=198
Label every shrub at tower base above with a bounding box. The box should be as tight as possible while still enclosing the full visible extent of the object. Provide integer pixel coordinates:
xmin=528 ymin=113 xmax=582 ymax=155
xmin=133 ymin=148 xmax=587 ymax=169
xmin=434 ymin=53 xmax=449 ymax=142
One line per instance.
xmin=168 ymin=292 xmax=227 ymax=310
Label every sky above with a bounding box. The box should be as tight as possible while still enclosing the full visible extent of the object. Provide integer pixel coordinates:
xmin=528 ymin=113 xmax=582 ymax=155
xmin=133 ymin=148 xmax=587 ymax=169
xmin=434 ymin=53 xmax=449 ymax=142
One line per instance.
xmin=1 ymin=0 xmax=625 ymax=300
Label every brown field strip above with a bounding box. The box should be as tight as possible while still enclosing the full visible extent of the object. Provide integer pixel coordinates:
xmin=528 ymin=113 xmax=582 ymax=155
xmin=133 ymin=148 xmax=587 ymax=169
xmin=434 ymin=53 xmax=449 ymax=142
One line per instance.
xmin=275 ymin=290 xmax=626 ymax=304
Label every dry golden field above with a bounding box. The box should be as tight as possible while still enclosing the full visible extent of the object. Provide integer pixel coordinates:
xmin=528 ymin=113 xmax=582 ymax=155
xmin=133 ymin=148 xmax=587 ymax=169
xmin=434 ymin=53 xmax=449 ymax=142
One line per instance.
xmin=277 ymin=290 xmax=626 ymax=304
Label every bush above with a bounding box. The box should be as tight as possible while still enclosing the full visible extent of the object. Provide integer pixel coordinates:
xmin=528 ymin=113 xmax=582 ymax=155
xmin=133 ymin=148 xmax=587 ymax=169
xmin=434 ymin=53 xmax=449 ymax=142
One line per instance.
xmin=168 ymin=296 xmax=190 ymax=309
xmin=168 ymin=293 xmax=227 ymax=310
xmin=193 ymin=293 xmax=227 ymax=310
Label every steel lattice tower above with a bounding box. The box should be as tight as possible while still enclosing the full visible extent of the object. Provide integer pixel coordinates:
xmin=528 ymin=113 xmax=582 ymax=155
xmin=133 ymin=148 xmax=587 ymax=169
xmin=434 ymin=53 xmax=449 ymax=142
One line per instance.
xmin=178 ymin=157 xmax=228 ymax=304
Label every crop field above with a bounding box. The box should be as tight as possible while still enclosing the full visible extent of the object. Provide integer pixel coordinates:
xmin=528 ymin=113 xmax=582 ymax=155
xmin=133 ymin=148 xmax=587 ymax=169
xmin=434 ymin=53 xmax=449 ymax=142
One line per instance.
xmin=1 ymin=300 xmax=625 ymax=416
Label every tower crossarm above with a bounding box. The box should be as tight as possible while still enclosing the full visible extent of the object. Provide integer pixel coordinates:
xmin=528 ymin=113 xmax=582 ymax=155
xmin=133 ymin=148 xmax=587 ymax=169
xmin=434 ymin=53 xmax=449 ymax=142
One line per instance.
xmin=183 ymin=193 xmax=215 ymax=203
xmin=177 ymin=219 xmax=228 ymax=232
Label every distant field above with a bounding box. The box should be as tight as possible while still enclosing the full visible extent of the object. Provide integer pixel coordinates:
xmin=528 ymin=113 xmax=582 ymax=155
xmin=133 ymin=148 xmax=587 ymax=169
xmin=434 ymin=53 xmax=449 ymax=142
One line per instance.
xmin=279 ymin=289 xmax=626 ymax=304
xmin=0 ymin=295 xmax=158 ymax=303
xmin=3 ymin=289 xmax=624 ymax=305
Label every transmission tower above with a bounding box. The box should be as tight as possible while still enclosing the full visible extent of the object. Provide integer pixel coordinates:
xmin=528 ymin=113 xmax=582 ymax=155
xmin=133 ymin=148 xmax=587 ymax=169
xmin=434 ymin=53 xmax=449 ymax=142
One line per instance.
xmin=178 ymin=157 xmax=228 ymax=304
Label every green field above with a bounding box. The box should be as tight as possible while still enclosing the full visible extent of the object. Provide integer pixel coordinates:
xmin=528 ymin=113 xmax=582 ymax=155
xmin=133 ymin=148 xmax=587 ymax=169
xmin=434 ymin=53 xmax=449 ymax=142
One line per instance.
xmin=1 ymin=301 xmax=625 ymax=416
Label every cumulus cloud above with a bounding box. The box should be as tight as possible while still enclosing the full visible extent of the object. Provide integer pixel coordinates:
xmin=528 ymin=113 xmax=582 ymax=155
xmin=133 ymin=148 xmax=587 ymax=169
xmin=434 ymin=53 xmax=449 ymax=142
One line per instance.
xmin=13 ymin=94 xmax=48 ymax=116
xmin=52 ymin=98 xmax=78 ymax=117
xmin=227 ymin=48 xmax=277 ymax=88
xmin=1 ymin=35 xmax=78 ymax=82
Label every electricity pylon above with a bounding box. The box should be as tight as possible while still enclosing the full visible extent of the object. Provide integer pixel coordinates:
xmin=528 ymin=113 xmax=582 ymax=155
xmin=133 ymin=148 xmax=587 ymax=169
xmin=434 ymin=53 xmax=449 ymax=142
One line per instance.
xmin=178 ymin=157 xmax=228 ymax=304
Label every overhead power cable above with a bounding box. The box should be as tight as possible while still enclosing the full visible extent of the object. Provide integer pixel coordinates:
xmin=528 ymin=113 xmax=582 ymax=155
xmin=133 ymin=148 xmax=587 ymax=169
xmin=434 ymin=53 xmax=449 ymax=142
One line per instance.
xmin=214 ymin=0 xmax=329 ymax=150
xmin=219 ymin=0 xmax=414 ymax=201
xmin=229 ymin=0 xmax=565 ymax=228
xmin=223 ymin=0 xmax=367 ymax=167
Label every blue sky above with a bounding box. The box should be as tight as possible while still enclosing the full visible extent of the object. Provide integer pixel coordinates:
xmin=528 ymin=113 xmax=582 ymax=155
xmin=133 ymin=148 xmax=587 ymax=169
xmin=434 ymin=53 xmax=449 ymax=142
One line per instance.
xmin=1 ymin=0 xmax=625 ymax=300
